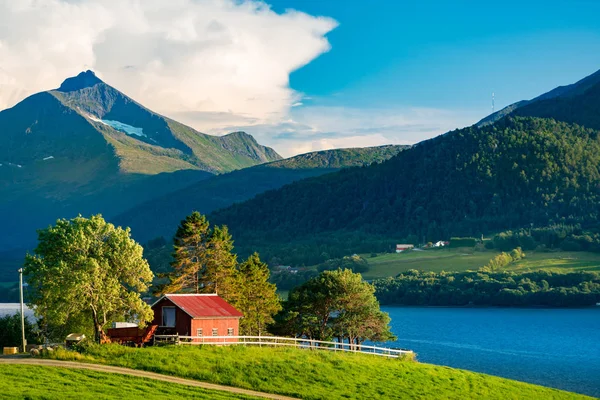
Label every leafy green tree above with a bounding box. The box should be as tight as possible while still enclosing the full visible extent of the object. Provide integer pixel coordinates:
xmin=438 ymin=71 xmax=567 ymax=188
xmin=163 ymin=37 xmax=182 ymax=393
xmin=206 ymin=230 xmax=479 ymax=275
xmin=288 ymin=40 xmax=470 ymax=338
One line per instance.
xmin=317 ymin=255 xmax=370 ymax=273
xmin=332 ymin=269 xmax=395 ymax=345
xmin=24 ymin=215 xmax=153 ymax=342
xmin=481 ymin=247 xmax=525 ymax=272
xmin=277 ymin=271 xmax=340 ymax=340
xmin=236 ymin=253 xmax=281 ymax=335
xmin=273 ymin=269 xmax=394 ymax=344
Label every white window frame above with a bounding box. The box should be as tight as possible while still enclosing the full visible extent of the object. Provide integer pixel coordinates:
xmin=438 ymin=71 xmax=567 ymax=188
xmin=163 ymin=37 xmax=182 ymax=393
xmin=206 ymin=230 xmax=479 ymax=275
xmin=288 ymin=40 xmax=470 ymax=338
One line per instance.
xmin=162 ymin=306 xmax=176 ymax=327
xmin=196 ymin=328 xmax=203 ymax=337
xmin=212 ymin=328 xmax=218 ymax=336
xmin=227 ymin=328 xmax=234 ymax=336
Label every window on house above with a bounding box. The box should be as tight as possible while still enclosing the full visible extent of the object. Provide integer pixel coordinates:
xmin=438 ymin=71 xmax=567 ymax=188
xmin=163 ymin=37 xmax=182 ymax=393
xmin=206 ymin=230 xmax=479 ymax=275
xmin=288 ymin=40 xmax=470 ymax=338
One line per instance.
xmin=196 ymin=328 xmax=203 ymax=337
xmin=212 ymin=328 xmax=218 ymax=336
xmin=162 ymin=307 xmax=176 ymax=327
xmin=227 ymin=328 xmax=234 ymax=336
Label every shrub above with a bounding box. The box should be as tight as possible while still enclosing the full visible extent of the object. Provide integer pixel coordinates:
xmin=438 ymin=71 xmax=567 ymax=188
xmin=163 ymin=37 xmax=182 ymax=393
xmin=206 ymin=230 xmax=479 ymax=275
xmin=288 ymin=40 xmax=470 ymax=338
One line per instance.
xmin=448 ymin=237 xmax=477 ymax=248
xmin=0 ymin=313 xmax=41 ymax=348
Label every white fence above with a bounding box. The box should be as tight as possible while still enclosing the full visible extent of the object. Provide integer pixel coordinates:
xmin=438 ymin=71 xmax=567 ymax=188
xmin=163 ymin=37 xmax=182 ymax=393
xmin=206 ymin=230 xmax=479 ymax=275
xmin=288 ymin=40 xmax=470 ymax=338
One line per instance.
xmin=153 ymin=335 xmax=413 ymax=358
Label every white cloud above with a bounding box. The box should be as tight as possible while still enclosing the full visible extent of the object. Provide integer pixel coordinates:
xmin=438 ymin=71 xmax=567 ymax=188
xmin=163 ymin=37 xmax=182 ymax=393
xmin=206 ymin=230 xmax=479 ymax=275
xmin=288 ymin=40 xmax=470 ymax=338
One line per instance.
xmin=0 ymin=0 xmax=337 ymax=125
xmin=0 ymin=0 xmax=480 ymax=158
xmin=206 ymin=106 xmax=481 ymax=157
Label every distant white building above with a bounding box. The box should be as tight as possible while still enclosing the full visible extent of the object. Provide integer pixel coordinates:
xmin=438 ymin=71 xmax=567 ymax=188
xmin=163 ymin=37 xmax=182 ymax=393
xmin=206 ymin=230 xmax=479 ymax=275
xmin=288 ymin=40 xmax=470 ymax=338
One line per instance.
xmin=396 ymin=244 xmax=414 ymax=253
xmin=275 ymin=265 xmax=298 ymax=274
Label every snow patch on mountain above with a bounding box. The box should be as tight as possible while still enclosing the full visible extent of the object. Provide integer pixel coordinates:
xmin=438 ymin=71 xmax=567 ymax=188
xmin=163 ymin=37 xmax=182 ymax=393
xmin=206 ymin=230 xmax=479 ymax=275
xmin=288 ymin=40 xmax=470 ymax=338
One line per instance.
xmin=87 ymin=115 xmax=146 ymax=137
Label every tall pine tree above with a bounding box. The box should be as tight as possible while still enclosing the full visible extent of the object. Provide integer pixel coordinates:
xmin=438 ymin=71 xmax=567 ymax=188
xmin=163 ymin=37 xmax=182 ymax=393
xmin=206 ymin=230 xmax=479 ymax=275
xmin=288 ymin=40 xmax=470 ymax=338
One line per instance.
xmin=161 ymin=212 xmax=239 ymax=298
xmin=236 ymin=253 xmax=281 ymax=335
xmin=203 ymin=225 xmax=238 ymax=299
xmin=161 ymin=212 xmax=211 ymax=294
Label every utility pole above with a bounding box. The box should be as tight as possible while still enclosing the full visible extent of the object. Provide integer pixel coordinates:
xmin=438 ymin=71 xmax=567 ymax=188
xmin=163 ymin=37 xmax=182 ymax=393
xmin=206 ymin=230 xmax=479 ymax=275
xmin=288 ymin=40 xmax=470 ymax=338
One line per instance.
xmin=18 ymin=268 xmax=26 ymax=353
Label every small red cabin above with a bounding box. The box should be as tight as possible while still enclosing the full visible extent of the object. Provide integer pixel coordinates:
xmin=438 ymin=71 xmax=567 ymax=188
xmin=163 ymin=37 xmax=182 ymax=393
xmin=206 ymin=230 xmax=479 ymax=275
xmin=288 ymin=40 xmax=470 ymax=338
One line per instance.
xmin=151 ymin=294 xmax=243 ymax=342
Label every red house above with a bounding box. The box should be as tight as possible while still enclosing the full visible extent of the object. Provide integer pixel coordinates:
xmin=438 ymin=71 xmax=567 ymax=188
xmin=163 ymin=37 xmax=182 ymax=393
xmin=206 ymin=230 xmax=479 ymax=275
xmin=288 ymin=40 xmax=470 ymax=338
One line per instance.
xmin=151 ymin=294 xmax=243 ymax=342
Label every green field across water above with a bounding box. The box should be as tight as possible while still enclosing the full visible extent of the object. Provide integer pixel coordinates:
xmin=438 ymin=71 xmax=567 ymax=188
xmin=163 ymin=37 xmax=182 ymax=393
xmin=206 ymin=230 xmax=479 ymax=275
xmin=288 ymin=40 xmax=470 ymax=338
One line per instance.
xmin=361 ymin=248 xmax=600 ymax=279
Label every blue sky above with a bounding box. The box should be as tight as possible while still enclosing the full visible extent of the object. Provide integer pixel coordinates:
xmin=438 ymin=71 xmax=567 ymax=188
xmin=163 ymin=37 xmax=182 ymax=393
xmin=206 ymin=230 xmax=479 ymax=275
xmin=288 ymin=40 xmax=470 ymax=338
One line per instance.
xmin=273 ymin=0 xmax=600 ymax=114
xmin=2 ymin=0 xmax=600 ymax=156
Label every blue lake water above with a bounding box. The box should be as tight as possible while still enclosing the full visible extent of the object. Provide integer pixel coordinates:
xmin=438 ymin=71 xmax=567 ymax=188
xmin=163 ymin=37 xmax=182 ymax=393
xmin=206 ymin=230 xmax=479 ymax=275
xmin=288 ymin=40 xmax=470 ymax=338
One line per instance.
xmin=380 ymin=307 xmax=600 ymax=397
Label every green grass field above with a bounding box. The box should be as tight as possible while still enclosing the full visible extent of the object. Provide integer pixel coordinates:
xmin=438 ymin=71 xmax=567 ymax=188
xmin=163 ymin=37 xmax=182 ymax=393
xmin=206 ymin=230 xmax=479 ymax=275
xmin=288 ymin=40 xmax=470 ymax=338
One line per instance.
xmin=45 ymin=344 xmax=591 ymax=399
xmin=0 ymin=364 xmax=255 ymax=400
xmin=509 ymin=251 xmax=600 ymax=272
xmin=361 ymin=248 xmax=600 ymax=279
xmin=362 ymin=249 xmax=496 ymax=279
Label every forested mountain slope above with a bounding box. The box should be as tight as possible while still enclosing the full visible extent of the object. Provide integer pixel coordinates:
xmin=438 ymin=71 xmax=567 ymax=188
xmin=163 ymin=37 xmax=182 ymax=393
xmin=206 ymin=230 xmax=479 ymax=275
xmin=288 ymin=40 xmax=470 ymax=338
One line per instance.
xmin=114 ymin=145 xmax=407 ymax=243
xmin=211 ymin=117 xmax=600 ymax=264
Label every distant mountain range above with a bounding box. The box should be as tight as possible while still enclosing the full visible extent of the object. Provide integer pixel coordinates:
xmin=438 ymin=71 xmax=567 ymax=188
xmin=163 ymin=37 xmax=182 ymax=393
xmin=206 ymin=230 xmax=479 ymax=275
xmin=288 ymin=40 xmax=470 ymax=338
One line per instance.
xmin=5 ymin=66 xmax=600 ymax=278
xmin=112 ymin=145 xmax=408 ymax=244
xmin=0 ymin=70 xmax=280 ymax=251
xmin=2 ymin=70 xmax=280 ymax=176
xmin=210 ymin=68 xmax=600 ymax=266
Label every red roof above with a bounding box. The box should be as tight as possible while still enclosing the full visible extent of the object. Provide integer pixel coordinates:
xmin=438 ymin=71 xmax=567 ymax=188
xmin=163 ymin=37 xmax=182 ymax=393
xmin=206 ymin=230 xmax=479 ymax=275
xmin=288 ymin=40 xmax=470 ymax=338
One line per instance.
xmin=155 ymin=294 xmax=243 ymax=318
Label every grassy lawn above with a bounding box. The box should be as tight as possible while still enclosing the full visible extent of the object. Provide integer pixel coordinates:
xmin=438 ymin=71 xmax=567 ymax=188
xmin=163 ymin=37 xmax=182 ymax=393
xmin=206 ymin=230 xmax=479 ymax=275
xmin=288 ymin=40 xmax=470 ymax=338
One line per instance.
xmin=45 ymin=344 xmax=591 ymax=400
xmin=508 ymin=251 xmax=600 ymax=272
xmin=0 ymin=364 xmax=255 ymax=400
xmin=362 ymin=249 xmax=499 ymax=279
xmin=361 ymin=249 xmax=600 ymax=279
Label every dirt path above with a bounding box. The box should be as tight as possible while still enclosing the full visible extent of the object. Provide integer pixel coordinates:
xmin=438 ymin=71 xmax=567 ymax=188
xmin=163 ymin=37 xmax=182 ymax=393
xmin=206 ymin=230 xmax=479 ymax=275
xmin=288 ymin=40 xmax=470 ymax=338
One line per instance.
xmin=0 ymin=358 xmax=297 ymax=400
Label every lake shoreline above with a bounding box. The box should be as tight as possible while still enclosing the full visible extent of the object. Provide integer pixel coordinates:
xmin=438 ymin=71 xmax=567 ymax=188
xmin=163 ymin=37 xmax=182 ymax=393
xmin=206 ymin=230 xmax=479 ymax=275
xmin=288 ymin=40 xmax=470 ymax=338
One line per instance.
xmin=379 ymin=304 xmax=600 ymax=309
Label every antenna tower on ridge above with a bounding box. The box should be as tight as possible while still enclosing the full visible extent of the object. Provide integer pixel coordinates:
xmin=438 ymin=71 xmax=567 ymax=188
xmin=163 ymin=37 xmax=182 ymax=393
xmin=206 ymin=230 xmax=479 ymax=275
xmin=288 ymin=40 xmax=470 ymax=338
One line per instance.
xmin=492 ymin=92 xmax=495 ymax=113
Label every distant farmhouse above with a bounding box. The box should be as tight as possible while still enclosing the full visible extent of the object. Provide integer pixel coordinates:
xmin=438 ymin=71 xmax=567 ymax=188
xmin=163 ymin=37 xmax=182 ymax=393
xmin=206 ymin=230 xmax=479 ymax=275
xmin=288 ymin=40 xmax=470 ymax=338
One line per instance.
xmin=396 ymin=244 xmax=414 ymax=253
xmin=151 ymin=294 xmax=243 ymax=341
xmin=274 ymin=265 xmax=299 ymax=274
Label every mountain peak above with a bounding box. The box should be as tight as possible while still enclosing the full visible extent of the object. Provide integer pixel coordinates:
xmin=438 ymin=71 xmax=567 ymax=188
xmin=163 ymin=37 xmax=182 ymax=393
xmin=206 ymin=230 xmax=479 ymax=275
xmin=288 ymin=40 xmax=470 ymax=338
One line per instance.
xmin=57 ymin=70 xmax=103 ymax=92
xmin=226 ymin=131 xmax=253 ymax=138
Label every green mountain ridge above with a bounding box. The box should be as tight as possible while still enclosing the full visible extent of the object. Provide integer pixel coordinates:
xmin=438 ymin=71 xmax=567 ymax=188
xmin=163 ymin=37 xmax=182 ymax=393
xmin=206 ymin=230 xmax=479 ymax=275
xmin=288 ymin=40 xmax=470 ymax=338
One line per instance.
xmin=210 ymin=116 xmax=600 ymax=265
xmin=113 ymin=145 xmax=408 ymax=244
xmin=477 ymin=68 xmax=600 ymax=127
xmin=207 ymin=68 xmax=600 ymax=265
xmin=0 ymin=70 xmax=280 ymax=251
